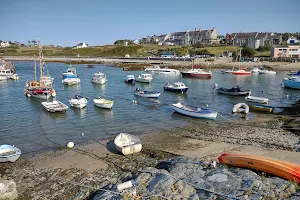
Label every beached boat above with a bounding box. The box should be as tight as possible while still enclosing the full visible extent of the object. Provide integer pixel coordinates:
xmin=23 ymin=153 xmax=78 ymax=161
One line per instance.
xmin=164 ymin=82 xmax=188 ymax=92
xmin=124 ymin=75 xmax=135 ymax=83
xmin=181 ymin=68 xmax=212 ymax=78
xmin=248 ymin=103 xmax=274 ymax=112
xmin=245 ymin=92 xmax=268 ymax=104
xmin=114 ymin=133 xmax=142 ymax=155
xmin=93 ymin=97 xmax=114 ymax=109
xmin=69 ymin=95 xmax=88 ymax=109
xmin=0 ymin=145 xmax=21 ymax=163
xmin=232 ymin=103 xmax=249 ymax=114
xmin=42 ymin=100 xmax=68 ymax=112
xmin=259 ymin=69 xmax=277 ymax=74
xmin=134 ymin=88 xmax=160 ymax=98
xmin=283 ymin=76 xmax=300 ymax=89
xmin=218 ymin=153 xmax=300 ymax=183
xmin=172 ymin=102 xmax=218 ymax=119
xmin=232 ymin=68 xmax=251 ymax=75
xmin=214 ymin=84 xmax=250 ymax=96
xmin=136 ymin=73 xmax=153 ymax=83
xmin=62 ymin=77 xmax=81 ymax=85
xmin=91 ymin=72 xmax=107 ymax=84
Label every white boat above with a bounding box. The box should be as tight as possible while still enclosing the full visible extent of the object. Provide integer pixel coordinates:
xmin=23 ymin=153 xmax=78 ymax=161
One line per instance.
xmin=93 ymin=97 xmax=114 ymax=109
xmin=92 ymin=72 xmax=107 ymax=84
xmin=221 ymin=69 xmax=233 ymax=74
xmin=232 ymin=103 xmax=249 ymax=114
xmin=145 ymin=65 xmax=180 ymax=75
xmin=0 ymin=145 xmax=21 ymax=162
xmin=134 ymin=88 xmax=160 ymax=98
xmin=172 ymin=102 xmax=218 ymax=119
xmin=41 ymin=100 xmax=68 ymax=112
xmin=9 ymin=74 xmax=19 ymax=80
xmin=0 ymin=68 xmax=14 ymax=79
xmin=62 ymin=77 xmax=81 ymax=85
xmin=251 ymin=67 xmax=262 ymax=73
xmin=245 ymin=92 xmax=268 ymax=104
xmin=0 ymin=76 xmax=7 ymax=81
xmin=114 ymin=133 xmax=142 ymax=155
xmin=40 ymin=75 xmax=53 ymax=86
xmin=259 ymin=69 xmax=277 ymax=74
xmin=164 ymin=82 xmax=188 ymax=92
xmin=69 ymin=95 xmax=88 ymax=109
xmin=136 ymin=73 xmax=153 ymax=83
xmin=124 ymin=75 xmax=135 ymax=83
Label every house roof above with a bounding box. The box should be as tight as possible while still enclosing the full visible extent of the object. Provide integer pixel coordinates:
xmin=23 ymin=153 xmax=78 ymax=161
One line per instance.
xmin=256 ymin=32 xmax=267 ymax=38
xmin=232 ymin=32 xmax=258 ymax=39
xmin=171 ymin=32 xmax=186 ymax=36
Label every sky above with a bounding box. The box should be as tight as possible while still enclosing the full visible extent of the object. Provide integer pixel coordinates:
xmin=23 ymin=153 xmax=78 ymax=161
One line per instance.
xmin=0 ymin=0 xmax=299 ymax=46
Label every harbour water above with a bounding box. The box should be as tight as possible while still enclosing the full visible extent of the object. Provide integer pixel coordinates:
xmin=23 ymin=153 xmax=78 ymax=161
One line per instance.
xmin=1 ymin=62 xmax=299 ymax=155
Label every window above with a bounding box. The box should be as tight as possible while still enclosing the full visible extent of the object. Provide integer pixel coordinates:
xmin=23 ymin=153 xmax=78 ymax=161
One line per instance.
xmin=279 ymin=49 xmax=282 ymax=51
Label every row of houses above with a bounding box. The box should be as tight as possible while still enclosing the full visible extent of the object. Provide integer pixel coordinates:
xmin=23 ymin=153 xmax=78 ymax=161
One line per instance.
xmin=0 ymin=41 xmax=11 ymax=48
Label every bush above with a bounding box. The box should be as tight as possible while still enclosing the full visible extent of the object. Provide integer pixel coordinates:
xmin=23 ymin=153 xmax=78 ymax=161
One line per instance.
xmin=257 ymin=45 xmax=271 ymax=51
xmin=242 ymin=47 xmax=255 ymax=58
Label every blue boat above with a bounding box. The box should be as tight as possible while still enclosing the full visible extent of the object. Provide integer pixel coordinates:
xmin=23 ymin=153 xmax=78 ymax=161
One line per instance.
xmin=62 ymin=68 xmax=77 ymax=79
xmin=172 ymin=102 xmax=218 ymax=119
xmin=164 ymin=82 xmax=188 ymax=92
xmin=283 ymin=76 xmax=300 ymax=89
xmin=286 ymin=70 xmax=300 ymax=76
xmin=134 ymin=88 xmax=160 ymax=98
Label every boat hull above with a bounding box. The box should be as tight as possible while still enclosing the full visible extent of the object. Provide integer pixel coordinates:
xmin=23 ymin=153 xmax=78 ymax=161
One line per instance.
xmin=0 ymin=76 xmax=8 ymax=81
xmin=181 ymin=72 xmax=212 ymax=78
xmin=134 ymin=91 xmax=160 ymax=98
xmin=69 ymin=99 xmax=88 ymax=109
xmin=93 ymin=99 xmax=114 ymax=109
xmin=172 ymin=103 xmax=218 ymax=119
xmin=232 ymin=72 xmax=251 ymax=75
xmin=245 ymin=96 xmax=268 ymax=104
xmin=125 ymin=79 xmax=135 ymax=83
xmin=135 ymin=78 xmax=152 ymax=83
xmin=283 ymin=78 xmax=300 ymax=89
xmin=62 ymin=78 xmax=80 ymax=85
xmin=248 ymin=104 xmax=274 ymax=112
xmin=164 ymin=86 xmax=188 ymax=92
xmin=218 ymin=153 xmax=300 ymax=183
xmin=217 ymin=89 xmax=250 ymax=96
xmin=0 ymin=145 xmax=21 ymax=163
xmin=92 ymin=78 xmax=106 ymax=84
xmin=42 ymin=101 xmax=68 ymax=112
xmin=114 ymin=133 xmax=142 ymax=155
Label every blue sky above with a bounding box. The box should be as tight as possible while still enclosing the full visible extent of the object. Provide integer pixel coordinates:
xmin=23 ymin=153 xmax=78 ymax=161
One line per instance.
xmin=0 ymin=0 xmax=299 ymax=46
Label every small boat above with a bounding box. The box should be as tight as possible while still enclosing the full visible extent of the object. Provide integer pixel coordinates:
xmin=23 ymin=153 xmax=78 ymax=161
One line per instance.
xmin=287 ymin=70 xmax=300 ymax=76
xmin=221 ymin=69 xmax=233 ymax=74
xmin=93 ymin=97 xmax=114 ymax=109
xmin=114 ymin=133 xmax=142 ymax=155
xmin=0 ymin=68 xmax=14 ymax=80
xmin=145 ymin=65 xmax=180 ymax=75
xmin=124 ymin=75 xmax=135 ymax=83
xmin=69 ymin=95 xmax=88 ymax=109
xmin=232 ymin=68 xmax=251 ymax=75
xmin=181 ymin=68 xmax=212 ymax=78
xmin=251 ymin=67 xmax=262 ymax=73
xmin=41 ymin=75 xmax=54 ymax=86
xmin=91 ymin=72 xmax=107 ymax=84
xmin=164 ymin=82 xmax=188 ymax=92
xmin=62 ymin=67 xmax=77 ymax=79
xmin=87 ymin=64 xmax=95 ymax=68
xmin=62 ymin=77 xmax=81 ymax=85
xmin=9 ymin=74 xmax=19 ymax=80
xmin=172 ymin=102 xmax=218 ymax=119
xmin=41 ymin=100 xmax=68 ymax=112
xmin=0 ymin=145 xmax=21 ymax=162
xmin=248 ymin=103 xmax=274 ymax=112
xmin=134 ymin=88 xmax=160 ymax=98
xmin=136 ymin=73 xmax=153 ymax=83
xmin=259 ymin=69 xmax=277 ymax=74
xmin=214 ymin=84 xmax=250 ymax=96
xmin=218 ymin=153 xmax=300 ymax=183
xmin=232 ymin=103 xmax=249 ymax=114
xmin=245 ymin=92 xmax=268 ymax=104
xmin=283 ymin=76 xmax=300 ymax=89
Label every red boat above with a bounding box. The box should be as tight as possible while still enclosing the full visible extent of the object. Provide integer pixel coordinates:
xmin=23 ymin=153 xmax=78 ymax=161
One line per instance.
xmin=232 ymin=68 xmax=251 ymax=75
xmin=181 ymin=69 xmax=212 ymax=78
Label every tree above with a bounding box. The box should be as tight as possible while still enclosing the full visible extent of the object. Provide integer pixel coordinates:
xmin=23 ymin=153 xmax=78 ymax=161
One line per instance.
xmin=241 ymin=47 xmax=255 ymax=58
xmin=282 ymin=33 xmax=290 ymax=42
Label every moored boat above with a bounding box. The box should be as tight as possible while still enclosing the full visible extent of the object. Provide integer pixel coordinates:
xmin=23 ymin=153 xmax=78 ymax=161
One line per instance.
xmin=91 ymin=72 xmax=107 ymax=84
xmin=214 ymin=84 xmax=250 ymax=96
xmin=124 ymin=75 xmax=135 ymax=83
xmin=232 ymin=68 xmax=251 ymax=75
xmin=259 ymin=69 xmax=277 ymax=74
xmin=93 ymin=97 xmax=114 ymax=109
xmin=248 ymin=103 xmax=274 ymax=112
xmin=283 ymin=76 xmax=300 ymax=89
xmin=218 ymin=153 xmax=300 ymax=183
xmin=181 ymin=68 xmax=212 ymax=78
xmin=145 ymin=65 xmax=180 ymax=75
xmin=251 ymin=67 xmax=262 ymax=73
xmin=0 ymin=145 xmax=21 ymax=162
xmin=42 ymin=100 xmax=68 ymax=112
xmin=136 ymin=73 xmax=153 ymax=83
xmin=134 ymin=88 xmax=160 ymax=98
xmin=62 ymin=67 xmax=77 ymax=79
xmin=245 ymin=92 xmax=268 ymax=104
xmin=172 ymin=102 xmax=218 ymax=119
xmin=114 ymin=133 xmax=142 ymax=155
xmin=69 ymin=95 xmax=88 ymax=109
xmin=62 ymin=77 xmax=81 ymax=85
xmin=164 ymin=82 xmax=188 ymax=92
xmin=232 ymin=103 xmax=249 ymax=114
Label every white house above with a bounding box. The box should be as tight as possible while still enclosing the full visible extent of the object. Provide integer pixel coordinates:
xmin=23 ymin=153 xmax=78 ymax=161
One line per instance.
xmin=75 ymin=42 xmax=88 ymax=49
xmin=287 ymin=37 xmax=300 ymax=45
xmin=0 ymin=41 xmax=10 ymax=48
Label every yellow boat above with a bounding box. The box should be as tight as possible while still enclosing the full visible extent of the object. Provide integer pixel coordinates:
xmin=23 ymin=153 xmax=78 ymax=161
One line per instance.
xmin=248 ymin=103 xmax=274 ymax=112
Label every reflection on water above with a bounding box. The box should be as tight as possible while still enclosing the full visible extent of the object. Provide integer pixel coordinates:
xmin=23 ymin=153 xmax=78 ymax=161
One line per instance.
xmin=71 ymin=107 xmax=88 ymax=118
xmin=94 ymin=106 xmax=114 ymax=119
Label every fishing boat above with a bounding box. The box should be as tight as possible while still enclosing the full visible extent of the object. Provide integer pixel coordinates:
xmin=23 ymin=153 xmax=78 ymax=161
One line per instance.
xmin=93 ymin=97 xmax=114 ymax=109
xmin=232 ymin=103 xmax=249 ymax=114
xmin=232 ymin=68 xmax=251 ymax=75
xmin=172 ymin=102 xmax=218 ymax=119
xmin=124 ymin=75 xmax=135 ymax=83
xmin=0 ymin=68 xmax=14 ymax=80
xmin=245 ymin=92 xmax=268 ymax=104
xmin=134 ymin=88 xmax=160 ymax=98
xmin=164 ymin=82 xmax=188 ymax=92
xmin=91 ymin=72 xmax=107 ymax=84
xmin=62 ymin=77 xmax=81 ymax=85
xmin=62 ymin=67 xmax=77 ymax=79
xmin=283 ymin=76 xmax=300 ymax=89
xmin=24 ymin=44 xmax=56 ymax=99
xmin=214 ymin=84 xmax=250 ymax=96
xmin=136 ymin=73 xmax=153 ymax=83
xmin=259 ymin=69 xmax=277 ymax=74
xmin=218 ymin=153 xmax=300 ymax=183
xmin=69 ymin=95 xmax=88 ymax=109
xmin=0 ymin=145 xmax=21 ymax=162
xmin=248 ymin=103 xmax=274 ymax=112
xmin=42 ymin=100 xmax=68 ymax=112
xmin=114 ymin=133 xmax=142 ymax=155
xmin=181 ymin=68 xmax=212 ymax=78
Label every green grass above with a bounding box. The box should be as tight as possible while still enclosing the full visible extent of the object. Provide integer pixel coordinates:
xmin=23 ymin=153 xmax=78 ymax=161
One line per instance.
xmin=196 ymin=46 xmax=239 ymax=55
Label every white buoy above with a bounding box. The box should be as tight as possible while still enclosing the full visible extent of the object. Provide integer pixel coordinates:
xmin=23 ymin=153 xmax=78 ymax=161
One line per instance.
xmin=117 ymin=180 xmax=135 ymax=191
xmin=67 ymin=142 xmax=74 ymax=148
xmin=81 ymin=133 xmax=84 ymax=137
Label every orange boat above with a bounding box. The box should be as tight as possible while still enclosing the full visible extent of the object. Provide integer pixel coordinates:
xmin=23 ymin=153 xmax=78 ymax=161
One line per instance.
xmin=218 ymin=153 xmax=300 ymax=183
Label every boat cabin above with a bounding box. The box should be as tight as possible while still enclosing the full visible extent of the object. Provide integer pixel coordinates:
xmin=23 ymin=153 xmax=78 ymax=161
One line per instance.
xmin=140 ymin=74 xmax=152 ymax=79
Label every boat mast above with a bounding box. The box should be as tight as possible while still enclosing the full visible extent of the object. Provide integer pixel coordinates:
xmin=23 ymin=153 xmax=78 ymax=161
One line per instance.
xmin=38 ymin=40 xmax=43 ymax=84
xmin=192 ymin=28 xmax=196 ymax=69
xmin=34 ymin=55 xmax=37 ymax=81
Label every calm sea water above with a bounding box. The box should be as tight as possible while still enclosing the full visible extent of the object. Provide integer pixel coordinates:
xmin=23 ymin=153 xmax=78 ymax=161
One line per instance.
xmin=1 ymin=62 xmax=299 ymax=155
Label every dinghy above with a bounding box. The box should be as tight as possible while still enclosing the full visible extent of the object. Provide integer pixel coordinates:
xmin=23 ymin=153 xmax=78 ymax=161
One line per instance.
xmin=134 ymin=88 xmax=160 ymax=98
xmin=69 ymin=95 xmax=88 ymax=109
xmin=214 ymin=84 xmax=250 ymax=96
xmin=124 ymin=75 xmax=135 ymax=83
xmin=218 ymin=153 xmax=300 ymax=183
xmin=0 ymin=145 xmax=21 ymax=162
xmin=41 ymin=100 xmax=68 ymax=112
xmin=245 ymin=92 xmax=268 ymax=104
xmin=93 ymin=97 xmax=114 ymax=109
xmin=114 ymin=133 xmax=142 ymax=155
xmin=232 ymin=103 xmax=249 ymax=114
xmin=172 ymin=102 xmax=218 ymax=119
xmin=248 ymin=104 xmax=274 ymax=112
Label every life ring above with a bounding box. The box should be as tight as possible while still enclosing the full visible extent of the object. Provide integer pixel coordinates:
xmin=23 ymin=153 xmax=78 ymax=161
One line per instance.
xmin=233 ymin=103 xmax=249 ymax=114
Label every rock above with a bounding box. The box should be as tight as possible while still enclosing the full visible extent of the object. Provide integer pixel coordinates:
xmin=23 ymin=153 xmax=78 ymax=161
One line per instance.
xmin=0 ymin=180 xmax=18 ymax=200
xmin=207 ymin=173 xmax=228 ymax=182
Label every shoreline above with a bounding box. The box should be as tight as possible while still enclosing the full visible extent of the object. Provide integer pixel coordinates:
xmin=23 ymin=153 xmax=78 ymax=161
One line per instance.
xmin=2 ymin=115 xmax=299 ymax=199
xmin=3 ymin=56 xmax=300 ymax=71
